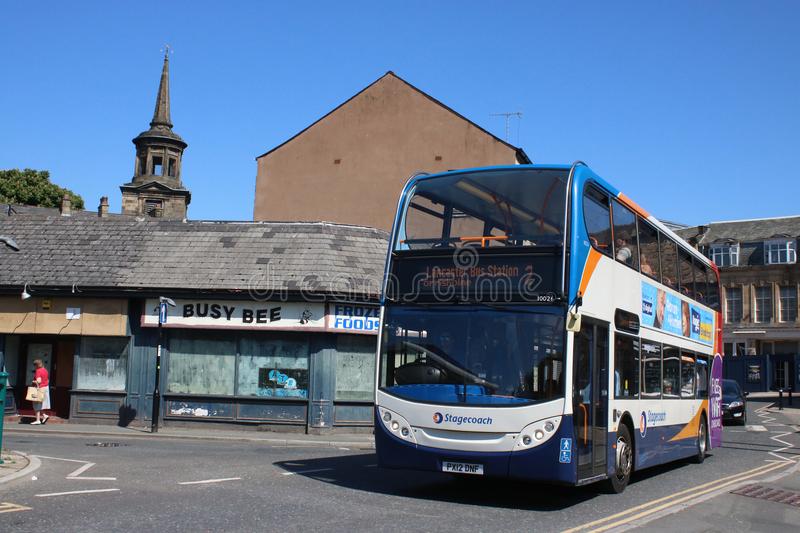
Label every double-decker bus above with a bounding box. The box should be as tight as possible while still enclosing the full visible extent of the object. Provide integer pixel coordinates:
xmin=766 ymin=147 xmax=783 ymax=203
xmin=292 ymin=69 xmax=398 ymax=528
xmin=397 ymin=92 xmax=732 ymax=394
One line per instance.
xmin=375 ymin=163 xmax=723 ymax=492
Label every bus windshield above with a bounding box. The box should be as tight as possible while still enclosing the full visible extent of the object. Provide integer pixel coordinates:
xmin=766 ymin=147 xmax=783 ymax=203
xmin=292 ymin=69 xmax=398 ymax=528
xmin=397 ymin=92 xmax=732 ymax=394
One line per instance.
xmin=397 ymin=168 xmax=569 ymax=251
xmin=379 ymin=304 xmax=565 ymax=406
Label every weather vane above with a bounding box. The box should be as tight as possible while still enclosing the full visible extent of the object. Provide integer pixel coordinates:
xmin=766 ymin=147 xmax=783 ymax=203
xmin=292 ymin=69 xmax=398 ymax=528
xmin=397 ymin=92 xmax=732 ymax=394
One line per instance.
xmin=161 ymin=44 xmax=173 ymax=58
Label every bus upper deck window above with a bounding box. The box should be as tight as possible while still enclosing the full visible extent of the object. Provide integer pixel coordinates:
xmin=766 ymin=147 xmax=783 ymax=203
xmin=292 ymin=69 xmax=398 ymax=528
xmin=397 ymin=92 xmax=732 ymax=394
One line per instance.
xmin=583 ymin=186 xmax=612 ymax=256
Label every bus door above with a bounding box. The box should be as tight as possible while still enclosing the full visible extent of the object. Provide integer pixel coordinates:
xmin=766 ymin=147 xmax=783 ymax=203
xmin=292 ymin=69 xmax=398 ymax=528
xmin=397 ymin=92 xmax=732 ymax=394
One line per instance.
xmin=573 ymin=319 xmax=609 ymax=482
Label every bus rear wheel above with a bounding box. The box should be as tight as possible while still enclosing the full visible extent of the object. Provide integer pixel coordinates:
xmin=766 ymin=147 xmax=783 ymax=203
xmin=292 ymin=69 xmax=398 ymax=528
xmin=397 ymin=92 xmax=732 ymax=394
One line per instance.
xmin=693 ymin=416 xmax=708 ymax=464
xmin=607 ymin=424 xmax=633 ymax=494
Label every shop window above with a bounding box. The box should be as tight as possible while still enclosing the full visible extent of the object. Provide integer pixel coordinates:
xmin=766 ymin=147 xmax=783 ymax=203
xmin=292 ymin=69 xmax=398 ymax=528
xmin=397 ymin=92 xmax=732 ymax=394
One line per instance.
xmin=613 ymin=333 xmax=639 ymax=399
xmin=77 ymin=337 xmax=129 ymax=391
xmin=662 ymin=345 xmax=680 ymax=399
xmin=335 ymin=335 xmax=377 ymax=401
xmin=167 ymin=335 xmax=236 ymax=395
xmin=3 ymin=335 xmax=20 ymax=386
xmin=640 ymin=341 xmax=661 ymax=398
xmin=238 ymin=336 xmax=309 ymax=398
xmin=681 ymin=351 xmax=695 ymax=398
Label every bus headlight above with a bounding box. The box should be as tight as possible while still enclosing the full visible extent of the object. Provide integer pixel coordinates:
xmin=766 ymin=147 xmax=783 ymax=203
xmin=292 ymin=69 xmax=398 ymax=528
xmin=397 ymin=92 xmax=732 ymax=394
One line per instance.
xmin=378 ymin=407 xmax=417 ymax=444
xmin=513 ymin=416 xmax=562 ymax=451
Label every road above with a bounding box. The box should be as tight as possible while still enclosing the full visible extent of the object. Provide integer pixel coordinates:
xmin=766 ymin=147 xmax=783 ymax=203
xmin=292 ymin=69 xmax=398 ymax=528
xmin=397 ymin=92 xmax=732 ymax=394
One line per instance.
xmin=1 ymin=398 xmax=797 ymax=532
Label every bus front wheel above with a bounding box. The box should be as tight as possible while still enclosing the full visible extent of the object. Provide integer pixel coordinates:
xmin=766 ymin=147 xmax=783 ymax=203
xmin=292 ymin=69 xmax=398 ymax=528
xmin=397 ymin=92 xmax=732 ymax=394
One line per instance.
xmin=607 ymin=424 xmax=633 ymax=494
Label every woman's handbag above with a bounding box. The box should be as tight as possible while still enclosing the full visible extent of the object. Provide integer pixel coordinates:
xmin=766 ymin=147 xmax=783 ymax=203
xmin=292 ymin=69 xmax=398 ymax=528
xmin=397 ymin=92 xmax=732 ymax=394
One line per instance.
xmin=26 ymin=386 xmax=44 ymax=402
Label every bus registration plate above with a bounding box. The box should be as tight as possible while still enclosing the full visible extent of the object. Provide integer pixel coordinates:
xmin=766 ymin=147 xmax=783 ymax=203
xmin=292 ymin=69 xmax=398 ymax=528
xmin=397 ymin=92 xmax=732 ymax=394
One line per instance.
xmin=442 ymin=461 xmax=484 ymax=475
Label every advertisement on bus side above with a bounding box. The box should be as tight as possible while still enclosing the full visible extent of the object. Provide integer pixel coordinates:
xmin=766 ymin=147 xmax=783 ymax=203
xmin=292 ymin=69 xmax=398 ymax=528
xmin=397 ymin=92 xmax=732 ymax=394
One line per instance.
xmin=640 ymin=281 xmax=713 ymax=345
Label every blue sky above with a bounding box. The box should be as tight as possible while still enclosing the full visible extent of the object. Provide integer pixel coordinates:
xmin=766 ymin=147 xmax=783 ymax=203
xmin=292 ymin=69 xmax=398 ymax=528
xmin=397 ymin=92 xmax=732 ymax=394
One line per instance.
xmin=1 ymin=1 xmax=797 ymax=225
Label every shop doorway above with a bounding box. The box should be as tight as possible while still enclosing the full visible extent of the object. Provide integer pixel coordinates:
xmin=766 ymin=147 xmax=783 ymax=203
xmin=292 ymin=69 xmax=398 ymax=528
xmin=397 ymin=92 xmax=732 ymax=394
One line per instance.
xmin=18 ymin=337 xmax=75 ymax=419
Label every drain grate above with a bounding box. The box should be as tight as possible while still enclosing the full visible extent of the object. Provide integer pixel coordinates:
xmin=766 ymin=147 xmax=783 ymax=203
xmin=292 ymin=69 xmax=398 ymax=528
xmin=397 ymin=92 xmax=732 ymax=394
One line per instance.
xmin=731 ymin=484 xmax=800 ymax=507
xmin=86 ymin=442 xmax=127 ymax=447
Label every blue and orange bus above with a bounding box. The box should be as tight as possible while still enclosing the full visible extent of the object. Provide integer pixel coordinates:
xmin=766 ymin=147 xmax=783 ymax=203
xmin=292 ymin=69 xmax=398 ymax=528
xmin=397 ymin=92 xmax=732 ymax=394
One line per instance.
xmin=375 ymin=163 xmax=723 ymax=492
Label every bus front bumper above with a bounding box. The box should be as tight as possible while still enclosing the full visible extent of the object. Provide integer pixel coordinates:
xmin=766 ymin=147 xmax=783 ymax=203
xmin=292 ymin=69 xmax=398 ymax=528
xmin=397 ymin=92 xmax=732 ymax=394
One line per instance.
xmin=374 ymin=410 xmax=578 ymax=484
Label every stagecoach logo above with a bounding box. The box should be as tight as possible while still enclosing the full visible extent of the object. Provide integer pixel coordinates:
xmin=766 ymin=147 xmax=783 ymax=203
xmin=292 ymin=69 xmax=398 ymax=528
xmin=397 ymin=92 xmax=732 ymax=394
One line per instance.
xmin=640 ymin=410 xmax=667 ymax=437
xmin=639 ymin=411 xmax=647 ymax=437
xmin=432 ymin=412 xmax=493 ymax=426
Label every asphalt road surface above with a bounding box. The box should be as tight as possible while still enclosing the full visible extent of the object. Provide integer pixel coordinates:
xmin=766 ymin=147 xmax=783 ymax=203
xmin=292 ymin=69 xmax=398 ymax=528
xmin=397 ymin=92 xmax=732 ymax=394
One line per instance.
xmin=1 ymin=398 xmax=797 ymax=532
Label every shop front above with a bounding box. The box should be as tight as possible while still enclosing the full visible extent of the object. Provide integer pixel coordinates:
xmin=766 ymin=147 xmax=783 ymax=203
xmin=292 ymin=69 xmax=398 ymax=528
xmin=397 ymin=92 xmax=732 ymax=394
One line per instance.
xmin=126 ymin=298 xmax=379 ymax=431
xmin=0 ymin=296 xmax=129 ymax=421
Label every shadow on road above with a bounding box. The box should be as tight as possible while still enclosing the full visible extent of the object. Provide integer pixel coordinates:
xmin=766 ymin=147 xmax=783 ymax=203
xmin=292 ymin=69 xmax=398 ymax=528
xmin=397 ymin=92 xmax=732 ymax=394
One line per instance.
xmin=274 ymin=451 xmax=704 ymax=511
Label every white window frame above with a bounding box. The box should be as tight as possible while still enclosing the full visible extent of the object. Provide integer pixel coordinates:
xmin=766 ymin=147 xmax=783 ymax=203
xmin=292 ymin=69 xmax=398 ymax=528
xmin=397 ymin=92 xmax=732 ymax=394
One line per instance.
xmin=766 ymin=239 xmax=797 ymax=265
xmin=779 ymin=285 xmax=798 ymax=322
xmin=754 ymin=285 xmax=773 ymax=323
xmin=710 ymin=243 xmax=739 ymax=267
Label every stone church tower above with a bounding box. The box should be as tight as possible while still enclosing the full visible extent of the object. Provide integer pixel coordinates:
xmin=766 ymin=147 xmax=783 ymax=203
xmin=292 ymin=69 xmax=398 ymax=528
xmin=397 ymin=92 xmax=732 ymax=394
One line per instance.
xmin=120 ymin=51 xmax=190 ymax=218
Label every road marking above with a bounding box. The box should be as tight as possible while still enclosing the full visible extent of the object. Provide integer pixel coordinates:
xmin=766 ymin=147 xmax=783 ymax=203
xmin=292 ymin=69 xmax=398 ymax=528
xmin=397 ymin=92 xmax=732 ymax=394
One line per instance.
xmin=563 ymin=461 xmax=789 ymax=533
xmin=281 ymin=468 xmax=333 ymax=476
xmin=747 ymin=425 xmax=767 ymax=432
xmin=32 ymin=455 xmax=117 ymax=481
xmin=35 ymin=488 xmax=120 ymax=498
xmin=0 ymin=502 xmax=32 ymax=514
xmin=178 ymin=477 xmax=242 ymax=485
xmin=589 ymin=461 xmax=790 ymax=533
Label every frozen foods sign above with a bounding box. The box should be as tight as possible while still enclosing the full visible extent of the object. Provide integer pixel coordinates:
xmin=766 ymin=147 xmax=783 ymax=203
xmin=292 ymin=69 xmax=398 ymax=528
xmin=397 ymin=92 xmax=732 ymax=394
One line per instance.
xmin=142 ymin=299 xmax=325 ymax=331
xmin=328 ymin=304 xmax=380 ymax=334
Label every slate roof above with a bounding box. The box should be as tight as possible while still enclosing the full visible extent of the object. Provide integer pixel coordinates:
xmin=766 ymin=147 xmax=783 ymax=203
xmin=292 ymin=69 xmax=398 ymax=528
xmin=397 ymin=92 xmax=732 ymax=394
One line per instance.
xmin=676 ymin=216 xmax=800 ymax=245
xmin=0 ymin=207 xmax=389 ymax=298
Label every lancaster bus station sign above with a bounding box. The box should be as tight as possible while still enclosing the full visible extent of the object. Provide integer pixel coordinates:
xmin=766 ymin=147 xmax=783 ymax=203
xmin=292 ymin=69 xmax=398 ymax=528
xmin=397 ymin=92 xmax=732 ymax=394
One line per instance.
xmin=142 ymin=299 xmax=378 ymax=335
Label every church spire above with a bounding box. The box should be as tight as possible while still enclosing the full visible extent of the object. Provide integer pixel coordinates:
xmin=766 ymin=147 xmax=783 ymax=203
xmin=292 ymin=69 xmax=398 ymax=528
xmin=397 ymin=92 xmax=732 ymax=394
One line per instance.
xmin=150 ymin=48 xmax=172 ymax=129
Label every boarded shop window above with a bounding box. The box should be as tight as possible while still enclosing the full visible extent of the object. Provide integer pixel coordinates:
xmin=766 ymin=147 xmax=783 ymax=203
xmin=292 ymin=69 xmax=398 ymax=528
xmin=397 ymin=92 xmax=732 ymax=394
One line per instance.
xmin=167 ymin=335 xmax=236 ymax=395
xmin=238 ymin=336 xmax=309 ymax=398
xmin=77 ymin=337 xmax=129 ymax=391
xmin=335 ymin=335 xmax=378 ymax=401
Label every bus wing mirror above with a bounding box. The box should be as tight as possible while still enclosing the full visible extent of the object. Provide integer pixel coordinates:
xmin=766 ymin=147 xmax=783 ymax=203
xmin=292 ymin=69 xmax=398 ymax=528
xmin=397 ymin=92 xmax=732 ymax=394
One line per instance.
xmin=567 ymin=310 xmax=582 ymax=332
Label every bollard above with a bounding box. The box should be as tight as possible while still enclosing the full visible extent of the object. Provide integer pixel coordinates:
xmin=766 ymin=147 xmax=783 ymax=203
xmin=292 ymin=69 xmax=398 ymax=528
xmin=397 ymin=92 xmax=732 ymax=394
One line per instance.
xmin=789 ymin=388 xmax=793 ymax=407
xmin=778 ymin=389 xmax=784 ymax=410
xmin=0 ymin=372 xmax=7 ymax=464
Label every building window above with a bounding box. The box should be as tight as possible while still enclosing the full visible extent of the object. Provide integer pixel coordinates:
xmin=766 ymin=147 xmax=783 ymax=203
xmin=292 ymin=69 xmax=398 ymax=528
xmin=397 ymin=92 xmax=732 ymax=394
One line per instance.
xmin=709 ymin=244 xmax=738 ymax=267
xmin=754 ymin=285 xmax=773 ymax=323
xmin=614 ymin=334 xmax=639 ymax=399
xmin=76 ymin=337 xmax=130 ymax=391
xmin=168 ymin=158 xmax=176 ymax=177
xmin=237 ymin=336 xmax=309 ymax=398
xmin=335 ymin=335 xmax=377 ymax=401
xmin=779 ymin=285 xmax=798 ymax=322
xmin=167 ymin=335 xmax=237 ymax=395
xmin=144 ymin=199 xmax=163 ymax=217
xmin=766 ymin=239 xmax=797 ymax=264
xmin=139 ymin=156 xmax=147 ymax=176
xmin=725 ymin=287 xmax=742 ymax=323
xmin=152 ymin=156 xmax=163 ymax=176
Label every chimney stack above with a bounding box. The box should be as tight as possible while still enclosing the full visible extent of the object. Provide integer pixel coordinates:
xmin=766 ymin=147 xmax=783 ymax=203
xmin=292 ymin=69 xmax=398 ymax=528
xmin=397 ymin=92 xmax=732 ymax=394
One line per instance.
xmin=98 ymin=196 xmax=109 ymax=218
xmin=60 ymin=193 xmax=72 ymax=216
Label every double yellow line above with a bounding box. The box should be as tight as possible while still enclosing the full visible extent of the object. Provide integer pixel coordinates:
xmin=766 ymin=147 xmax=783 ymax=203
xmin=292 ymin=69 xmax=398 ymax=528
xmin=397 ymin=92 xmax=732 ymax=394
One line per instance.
xmin=564 ymin=460 xmax=792 ymax=533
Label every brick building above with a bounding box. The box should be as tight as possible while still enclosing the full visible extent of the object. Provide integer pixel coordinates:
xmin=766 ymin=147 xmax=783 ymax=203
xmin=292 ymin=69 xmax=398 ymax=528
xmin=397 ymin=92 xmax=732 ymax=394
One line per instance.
xmin=253 ymin=71 xmax=530 ymax=231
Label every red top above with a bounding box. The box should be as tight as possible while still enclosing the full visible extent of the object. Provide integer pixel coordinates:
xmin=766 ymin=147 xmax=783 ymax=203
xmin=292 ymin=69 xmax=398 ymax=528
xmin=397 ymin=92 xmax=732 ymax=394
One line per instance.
xmin=34 ymin=367 xmax=49 ymax=387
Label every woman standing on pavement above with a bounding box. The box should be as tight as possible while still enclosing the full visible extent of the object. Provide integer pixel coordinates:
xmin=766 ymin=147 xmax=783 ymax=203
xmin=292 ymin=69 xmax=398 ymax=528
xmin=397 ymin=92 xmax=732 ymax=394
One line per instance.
xmin=31 ymin=358 xmax=50 ymax=425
